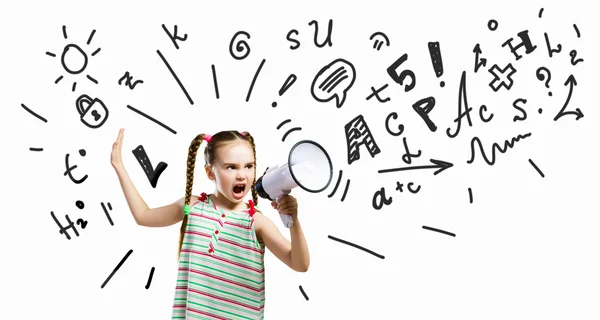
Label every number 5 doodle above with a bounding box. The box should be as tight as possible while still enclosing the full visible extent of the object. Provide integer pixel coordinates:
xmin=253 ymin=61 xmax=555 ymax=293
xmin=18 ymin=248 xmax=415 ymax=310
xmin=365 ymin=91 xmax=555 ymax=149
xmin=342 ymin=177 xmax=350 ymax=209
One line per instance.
xmin=387 ymin=53 xmax=416 ymax=92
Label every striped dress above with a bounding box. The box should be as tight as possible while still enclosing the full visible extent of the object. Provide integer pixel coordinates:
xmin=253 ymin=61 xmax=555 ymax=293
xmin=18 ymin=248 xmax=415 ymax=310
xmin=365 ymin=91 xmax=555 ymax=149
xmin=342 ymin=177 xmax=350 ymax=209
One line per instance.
xmin=172 ymin=192 xmax=266 ymax=319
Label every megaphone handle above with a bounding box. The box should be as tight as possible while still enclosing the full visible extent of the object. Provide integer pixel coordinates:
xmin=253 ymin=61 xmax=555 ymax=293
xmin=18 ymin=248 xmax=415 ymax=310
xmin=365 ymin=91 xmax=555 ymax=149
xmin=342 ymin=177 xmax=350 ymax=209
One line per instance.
xmin=274 ymin=193 xmax=293 ymax=228
xmin=280 ymin=213 xmax=294 ymax=228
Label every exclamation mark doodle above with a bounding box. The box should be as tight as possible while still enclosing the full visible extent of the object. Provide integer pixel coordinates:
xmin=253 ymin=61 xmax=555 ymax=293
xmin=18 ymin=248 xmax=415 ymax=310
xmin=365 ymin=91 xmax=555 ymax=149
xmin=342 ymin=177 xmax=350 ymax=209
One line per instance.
xmin=272 ymin=74 xmax=297 ymax=107
xmin=428 ymin=42 xmax=445 ymax=87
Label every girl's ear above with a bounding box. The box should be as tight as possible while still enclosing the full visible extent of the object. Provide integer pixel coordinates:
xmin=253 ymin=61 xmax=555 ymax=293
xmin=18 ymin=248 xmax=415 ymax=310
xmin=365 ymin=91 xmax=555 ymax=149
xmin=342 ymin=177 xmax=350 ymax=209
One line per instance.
xmin=205 ymin=165 xmax=215 ymax=181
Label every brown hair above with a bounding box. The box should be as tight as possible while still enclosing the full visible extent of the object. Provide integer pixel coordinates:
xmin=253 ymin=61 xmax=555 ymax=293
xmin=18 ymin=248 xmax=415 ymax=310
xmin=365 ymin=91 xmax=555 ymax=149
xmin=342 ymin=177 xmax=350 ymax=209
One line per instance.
xmin=178 ymin=130 xmax=259 ymax=259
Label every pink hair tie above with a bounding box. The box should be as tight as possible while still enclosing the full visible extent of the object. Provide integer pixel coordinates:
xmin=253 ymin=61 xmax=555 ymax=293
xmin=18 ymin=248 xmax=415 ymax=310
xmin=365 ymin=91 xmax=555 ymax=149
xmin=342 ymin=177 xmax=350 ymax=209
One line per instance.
xmin=204 ymin=134 xmax=213 ymax=142
xmin=239 ymin=132 xmax=246 ymax=136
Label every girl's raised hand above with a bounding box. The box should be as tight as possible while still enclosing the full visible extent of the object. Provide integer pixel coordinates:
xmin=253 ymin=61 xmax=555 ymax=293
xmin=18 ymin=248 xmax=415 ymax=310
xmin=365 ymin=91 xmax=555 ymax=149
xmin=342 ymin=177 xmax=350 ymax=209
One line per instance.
xmin=111 ymin=128 xmax=125 ymax=170
xmin=271 ymin=195 xmax=298 ymax=220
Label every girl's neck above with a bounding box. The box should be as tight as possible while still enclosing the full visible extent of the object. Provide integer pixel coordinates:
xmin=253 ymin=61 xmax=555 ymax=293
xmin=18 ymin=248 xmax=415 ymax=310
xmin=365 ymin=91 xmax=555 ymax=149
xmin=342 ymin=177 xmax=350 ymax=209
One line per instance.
xmin=211 ymin=191 xmax=247 ymax=212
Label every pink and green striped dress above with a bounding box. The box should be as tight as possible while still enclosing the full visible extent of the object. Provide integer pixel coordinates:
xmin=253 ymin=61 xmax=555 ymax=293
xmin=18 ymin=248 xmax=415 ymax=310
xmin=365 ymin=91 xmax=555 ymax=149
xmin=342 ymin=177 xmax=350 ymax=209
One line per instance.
xmin=172 ymin=192 xmax=266 ymax=319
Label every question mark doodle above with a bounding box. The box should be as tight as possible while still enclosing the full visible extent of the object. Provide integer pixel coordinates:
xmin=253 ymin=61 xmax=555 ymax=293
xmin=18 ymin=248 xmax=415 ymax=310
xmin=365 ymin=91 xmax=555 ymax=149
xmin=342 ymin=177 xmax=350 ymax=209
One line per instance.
xmin=536 ymin=66 xmax=552 ymax=96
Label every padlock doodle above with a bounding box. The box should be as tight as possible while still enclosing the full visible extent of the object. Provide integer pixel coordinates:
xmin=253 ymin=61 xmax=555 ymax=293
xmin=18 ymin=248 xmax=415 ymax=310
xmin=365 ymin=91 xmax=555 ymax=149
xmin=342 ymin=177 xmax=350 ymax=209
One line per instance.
xmin=75 ymin=94 xmax=109 ymax=129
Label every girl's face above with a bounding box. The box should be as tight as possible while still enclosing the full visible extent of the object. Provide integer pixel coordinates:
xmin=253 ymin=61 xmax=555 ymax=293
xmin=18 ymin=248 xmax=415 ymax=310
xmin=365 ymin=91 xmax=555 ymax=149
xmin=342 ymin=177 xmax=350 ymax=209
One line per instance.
xmin=206 ymin=140 xmax=255 ymax=208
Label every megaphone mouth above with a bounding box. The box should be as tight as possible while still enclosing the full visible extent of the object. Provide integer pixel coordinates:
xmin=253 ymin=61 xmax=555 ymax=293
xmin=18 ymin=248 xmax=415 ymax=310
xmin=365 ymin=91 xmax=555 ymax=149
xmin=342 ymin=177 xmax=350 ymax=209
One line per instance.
xmin=288 ymin=140 xmax=333 ymax=193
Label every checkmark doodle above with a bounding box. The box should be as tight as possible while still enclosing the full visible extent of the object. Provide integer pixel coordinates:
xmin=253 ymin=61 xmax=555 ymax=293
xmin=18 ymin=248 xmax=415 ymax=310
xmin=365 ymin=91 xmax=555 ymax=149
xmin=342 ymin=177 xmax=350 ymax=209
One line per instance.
xmin=132 ymin=145 xmax=168 ymax=188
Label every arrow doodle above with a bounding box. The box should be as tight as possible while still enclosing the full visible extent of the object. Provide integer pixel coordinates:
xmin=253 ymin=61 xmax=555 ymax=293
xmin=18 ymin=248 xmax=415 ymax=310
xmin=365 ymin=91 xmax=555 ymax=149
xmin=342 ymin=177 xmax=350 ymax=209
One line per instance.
xmin=473 ymin=44 xmax=487 ymax=73
xmin=554 ymin=75 xmax=584 ymax=121
xmin=377 ymin=159 xmax=453 ymax=175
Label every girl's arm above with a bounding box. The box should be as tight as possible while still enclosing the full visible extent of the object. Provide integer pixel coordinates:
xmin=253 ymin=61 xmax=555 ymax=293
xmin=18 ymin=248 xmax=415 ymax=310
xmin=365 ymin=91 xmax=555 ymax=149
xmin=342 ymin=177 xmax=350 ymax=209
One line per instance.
xmin=289 ymin=217 xmax=310 ymax=272
xmin=113 ymin=165 xmax=191 ymax=227
xmin=111 ymin=128 xmax=192 ymax=227
xmin=255 ymin=195 xmax=310 ymax=272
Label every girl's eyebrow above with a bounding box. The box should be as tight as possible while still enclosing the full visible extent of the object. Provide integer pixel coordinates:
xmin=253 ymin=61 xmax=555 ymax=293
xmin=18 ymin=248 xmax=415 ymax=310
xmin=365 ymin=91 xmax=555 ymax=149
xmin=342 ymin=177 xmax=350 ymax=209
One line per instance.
xmin=223 ymin=162 xmax=254 ymax=166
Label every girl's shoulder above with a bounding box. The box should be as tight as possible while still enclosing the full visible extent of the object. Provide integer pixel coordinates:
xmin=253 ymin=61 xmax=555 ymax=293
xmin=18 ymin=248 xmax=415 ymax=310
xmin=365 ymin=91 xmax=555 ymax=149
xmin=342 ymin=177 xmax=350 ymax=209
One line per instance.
xmin=173 ymin=194 xmax=200 ymax=207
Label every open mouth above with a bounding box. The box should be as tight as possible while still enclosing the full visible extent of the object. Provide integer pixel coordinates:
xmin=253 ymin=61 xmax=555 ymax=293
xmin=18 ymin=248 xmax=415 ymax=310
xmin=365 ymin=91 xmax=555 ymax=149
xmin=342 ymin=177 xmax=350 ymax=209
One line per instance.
xmin=232 ymin=184 xmax=246 ymax=197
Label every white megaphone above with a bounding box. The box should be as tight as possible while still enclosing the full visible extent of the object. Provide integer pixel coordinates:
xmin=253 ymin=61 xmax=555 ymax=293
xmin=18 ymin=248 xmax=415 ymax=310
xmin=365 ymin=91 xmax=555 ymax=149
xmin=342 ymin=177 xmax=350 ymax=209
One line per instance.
xmin=254 ymin=140 xmax=333 ymax=228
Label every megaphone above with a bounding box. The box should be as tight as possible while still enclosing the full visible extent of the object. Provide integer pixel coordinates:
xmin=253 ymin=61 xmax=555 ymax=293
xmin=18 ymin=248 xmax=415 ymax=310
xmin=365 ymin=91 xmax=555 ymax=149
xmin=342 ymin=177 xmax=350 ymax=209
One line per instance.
xmin=254 ymin=140 xmax=333 ymax=228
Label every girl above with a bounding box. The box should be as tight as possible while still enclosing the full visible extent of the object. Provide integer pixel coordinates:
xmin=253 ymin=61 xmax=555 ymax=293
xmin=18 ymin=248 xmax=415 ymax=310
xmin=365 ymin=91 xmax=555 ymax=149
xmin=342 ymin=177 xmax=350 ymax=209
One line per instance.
xmin=110 ymin=128 xmax=310 ymax=320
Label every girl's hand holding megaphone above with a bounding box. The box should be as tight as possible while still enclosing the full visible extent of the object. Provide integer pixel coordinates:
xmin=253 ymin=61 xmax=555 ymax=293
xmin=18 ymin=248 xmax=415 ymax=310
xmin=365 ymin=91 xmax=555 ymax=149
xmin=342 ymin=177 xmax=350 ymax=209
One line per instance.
xmin=271 ymin=194 xmax=298 ymax=221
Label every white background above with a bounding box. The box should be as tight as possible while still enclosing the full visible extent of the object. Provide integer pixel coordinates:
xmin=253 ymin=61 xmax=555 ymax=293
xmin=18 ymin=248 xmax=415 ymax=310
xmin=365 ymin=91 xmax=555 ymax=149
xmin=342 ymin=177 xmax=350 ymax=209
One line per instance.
xmin=1 ymin=0 xmax=599 ymax=319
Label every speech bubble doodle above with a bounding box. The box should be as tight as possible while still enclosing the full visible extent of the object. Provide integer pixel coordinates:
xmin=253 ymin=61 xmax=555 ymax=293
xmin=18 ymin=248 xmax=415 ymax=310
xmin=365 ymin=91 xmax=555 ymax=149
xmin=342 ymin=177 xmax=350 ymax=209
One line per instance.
xmin=311 ymin=58 xmax=356 ymax=108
